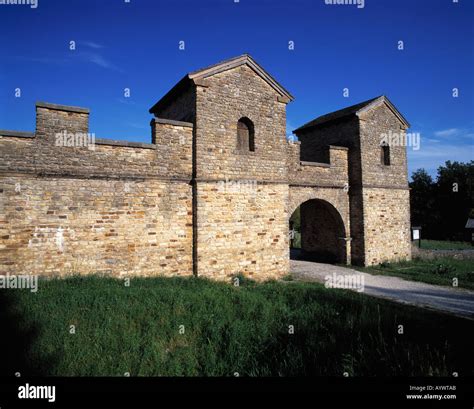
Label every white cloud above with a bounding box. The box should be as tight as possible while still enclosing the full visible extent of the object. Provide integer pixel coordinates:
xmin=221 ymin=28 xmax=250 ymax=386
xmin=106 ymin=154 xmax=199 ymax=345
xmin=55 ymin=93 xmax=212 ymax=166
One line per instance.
xmin=408 ymin=142 xmax=473 ymax=175
xmin=434 ymin=128 xmax=459 ymax=137
xmin=78 ymin=52 xmax=123 ymax=72
xmin=81 ymin=41 xmax=104 ymax=49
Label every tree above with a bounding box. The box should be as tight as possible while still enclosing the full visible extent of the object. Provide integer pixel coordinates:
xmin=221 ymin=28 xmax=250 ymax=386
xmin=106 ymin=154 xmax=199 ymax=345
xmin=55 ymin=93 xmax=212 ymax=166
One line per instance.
xmin=409 ymin=169 xmax=438 ymax=238
xmin=435 ymin=161 xmax=474 ymax=240
xmin=409 ymin=161 xmax=474 ymax=240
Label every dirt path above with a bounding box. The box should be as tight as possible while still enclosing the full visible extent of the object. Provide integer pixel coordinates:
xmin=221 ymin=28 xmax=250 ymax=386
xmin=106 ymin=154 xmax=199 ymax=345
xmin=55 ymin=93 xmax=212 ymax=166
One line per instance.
xmin=290 ymin=259 xmax=474 ymax=320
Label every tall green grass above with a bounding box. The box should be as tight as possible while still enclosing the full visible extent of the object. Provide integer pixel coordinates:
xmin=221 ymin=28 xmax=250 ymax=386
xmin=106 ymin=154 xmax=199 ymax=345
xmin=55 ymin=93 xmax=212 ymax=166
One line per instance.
xmin=1 ymin=276 xmax=472 ymax=376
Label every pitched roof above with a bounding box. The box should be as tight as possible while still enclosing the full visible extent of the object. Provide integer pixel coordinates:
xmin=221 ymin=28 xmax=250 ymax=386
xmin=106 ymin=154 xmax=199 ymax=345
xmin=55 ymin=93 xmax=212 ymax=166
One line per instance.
xmin=189 ymin=54 xmax=293 ymax=100
xmin=294 ymin=95 xmax=410 ymax=133
xmin=149 ymin=54 xmax=293 ymax=114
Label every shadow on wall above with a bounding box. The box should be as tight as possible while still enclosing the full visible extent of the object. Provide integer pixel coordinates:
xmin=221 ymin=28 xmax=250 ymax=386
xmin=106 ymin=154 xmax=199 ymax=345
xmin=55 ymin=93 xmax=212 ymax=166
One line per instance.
xmin=0 ymin=290 xmax=58 ymax=376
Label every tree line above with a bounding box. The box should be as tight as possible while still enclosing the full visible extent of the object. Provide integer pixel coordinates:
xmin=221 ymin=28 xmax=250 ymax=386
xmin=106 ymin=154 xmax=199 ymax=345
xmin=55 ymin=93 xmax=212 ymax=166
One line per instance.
xmin=410 ymin=161 xmax=474 ymax=241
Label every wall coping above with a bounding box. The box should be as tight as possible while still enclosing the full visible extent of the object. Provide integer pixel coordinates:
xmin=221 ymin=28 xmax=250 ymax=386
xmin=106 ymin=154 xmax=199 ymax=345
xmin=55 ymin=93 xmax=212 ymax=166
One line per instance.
xmin=289 ymin=182 xmax=346 ymax=189
xmin=300 ymin=161 xmax=330 ymax=168
xmin=360 ymin=183 xmax=410 ymax=190
xmin=329 ymin=145 xmax=349 ymax=151
xmin=0 ymin=130 xmax=35 ymax=138
xmin=36 ymin=101 xmax=90 ymax=114
xmin=152 ymin=117 xmax=194 ymax=128
xmin=95 ymin=138 xmax=156 ymax=149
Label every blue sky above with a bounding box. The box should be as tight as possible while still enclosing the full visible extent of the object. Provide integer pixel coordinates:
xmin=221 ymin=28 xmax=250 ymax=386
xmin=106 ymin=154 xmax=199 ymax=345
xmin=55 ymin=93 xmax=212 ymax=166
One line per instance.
xmin=0 ymin=0 xmax=472 ymax=178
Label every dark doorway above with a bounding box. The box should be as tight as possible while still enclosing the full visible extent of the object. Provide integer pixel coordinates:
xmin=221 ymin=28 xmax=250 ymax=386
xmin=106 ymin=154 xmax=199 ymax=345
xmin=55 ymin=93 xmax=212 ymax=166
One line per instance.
xmin=289 ymin=199 xmax=346 ymax=264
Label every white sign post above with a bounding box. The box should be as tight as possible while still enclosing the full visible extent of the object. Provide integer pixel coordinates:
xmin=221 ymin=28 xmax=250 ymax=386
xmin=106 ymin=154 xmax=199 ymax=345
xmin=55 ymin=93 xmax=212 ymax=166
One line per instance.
xmin=411 ymin=226 xmax=422 ymax=248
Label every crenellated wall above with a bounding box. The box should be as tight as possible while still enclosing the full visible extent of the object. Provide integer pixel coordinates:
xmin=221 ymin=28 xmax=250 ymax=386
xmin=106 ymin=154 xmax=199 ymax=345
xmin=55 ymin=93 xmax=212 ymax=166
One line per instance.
xmin=0 ymin=98 xmax=350 ymax=280
xmin=0 ymin=57 xmax=411 ymax=279
xmin=0 ymin=102 xmax=194 ymax=278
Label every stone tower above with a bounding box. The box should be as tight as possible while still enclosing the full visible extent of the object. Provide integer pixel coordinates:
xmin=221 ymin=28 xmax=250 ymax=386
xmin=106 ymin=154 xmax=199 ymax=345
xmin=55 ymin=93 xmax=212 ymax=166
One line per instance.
xmin=294 ymin=96 xmax=412 ymax=265
xmin=150 ymin=54 xmax=294 ymax=279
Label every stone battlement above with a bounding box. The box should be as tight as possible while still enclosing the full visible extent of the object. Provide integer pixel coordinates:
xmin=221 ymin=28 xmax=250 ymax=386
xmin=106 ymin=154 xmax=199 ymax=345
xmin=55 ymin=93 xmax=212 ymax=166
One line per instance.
xmin=0 ymin=55 xmax=411 ymax=280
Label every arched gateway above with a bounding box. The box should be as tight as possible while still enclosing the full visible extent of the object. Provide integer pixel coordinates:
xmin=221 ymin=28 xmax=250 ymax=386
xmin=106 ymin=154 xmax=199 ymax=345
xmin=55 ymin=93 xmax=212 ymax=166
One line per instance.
xmin=288 ymin=187 xmax=351 ymax=265
xmin=0 ymin=54 xmax=412 ymax=281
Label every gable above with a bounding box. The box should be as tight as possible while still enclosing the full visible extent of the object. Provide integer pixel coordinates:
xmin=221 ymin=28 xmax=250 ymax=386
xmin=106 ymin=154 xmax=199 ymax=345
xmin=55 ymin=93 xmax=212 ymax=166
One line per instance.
xmin=356 ymin=97 xmax=410 ymax=129
xmin=189 ymin=54 xmax=294 ymax=102
xmin=150 ymin=55 xmax=293 ymax=116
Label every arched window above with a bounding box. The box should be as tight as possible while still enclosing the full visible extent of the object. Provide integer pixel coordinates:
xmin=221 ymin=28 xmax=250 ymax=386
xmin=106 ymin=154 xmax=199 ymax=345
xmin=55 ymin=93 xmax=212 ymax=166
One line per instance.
xmin=381 ymin=143 xmax=390 ymax=166
xmin=237 ymin=117 xmax=255 ymax=152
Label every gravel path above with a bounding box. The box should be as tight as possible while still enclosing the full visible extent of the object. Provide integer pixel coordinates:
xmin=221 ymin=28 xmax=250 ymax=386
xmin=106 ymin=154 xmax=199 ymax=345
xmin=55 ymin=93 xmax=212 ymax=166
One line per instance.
xmin=290 ymin=259 xmax=474 ymax=320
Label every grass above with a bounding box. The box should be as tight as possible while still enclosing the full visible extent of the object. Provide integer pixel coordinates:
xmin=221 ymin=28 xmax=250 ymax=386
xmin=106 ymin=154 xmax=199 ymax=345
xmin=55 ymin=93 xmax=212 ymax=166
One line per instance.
xmin=291 ymin=231 xmax=301 ymax=249
xmin=350 ymin=257 xmax=474 ymax=290
xmin=1 ymin=275 xmax=473 ymax=377
xmin=418 ymin=240 xmax=473 ymax=251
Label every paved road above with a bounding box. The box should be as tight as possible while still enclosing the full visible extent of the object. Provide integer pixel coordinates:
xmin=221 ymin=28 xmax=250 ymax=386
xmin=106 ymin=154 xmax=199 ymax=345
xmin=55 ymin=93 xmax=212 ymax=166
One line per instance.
xmin=290 ymin=259 xmax=474 ymax=320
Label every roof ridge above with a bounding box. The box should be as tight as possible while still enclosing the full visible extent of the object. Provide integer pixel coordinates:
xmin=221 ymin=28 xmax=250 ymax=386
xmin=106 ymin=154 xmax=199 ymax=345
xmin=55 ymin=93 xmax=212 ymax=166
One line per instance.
xmin=294 ymin=95 xmax=408 ymax=133
xmin=150 ymin=54 xmax=294 ymax=113
xmin=188 ymin=54 xmax=293 ymax=100
xmin=188 ymin=54 xmax=249 ymax=77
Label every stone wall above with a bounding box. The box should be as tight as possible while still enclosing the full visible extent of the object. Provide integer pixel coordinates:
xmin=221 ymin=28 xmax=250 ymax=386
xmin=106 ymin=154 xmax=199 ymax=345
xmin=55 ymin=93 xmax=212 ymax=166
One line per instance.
xmin=293 ymin=101 xmax=411 ymax=266
xmin=195 ymin=182 xmax=289 ymax=280
xmin=362 ymin=188 xmax=411 ymax=265
xmin=0 ymin=59 xmax=412 ymax=279
xmin=1 ymin=103 xmax=194 ymax=180
xmin=287 ymin=142 xmax=349 ymax=187
xmin=294 ymin=118 xmax=365 ymax=264
xmin=191 ymin=64 xmax=292 ymax=280
xmin=0 ymin=176 xmax=192 ymax=277
xmin=0 ymin=103 xmax=194 ymax=278
xmin=194 ymin=65 xmax=288 ymax=181
xmin=151 ymin=83 xmax=196 ymax=123
xmin=359 ymin=103 xmax=411 ymax=265
xmin=358 ymin=103 xmax=409 ymax=188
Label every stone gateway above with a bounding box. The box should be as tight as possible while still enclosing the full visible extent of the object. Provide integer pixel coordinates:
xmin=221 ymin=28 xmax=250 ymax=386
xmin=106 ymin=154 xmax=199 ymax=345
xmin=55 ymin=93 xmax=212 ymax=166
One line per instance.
xmin=0 ymin=55 xmax=411 ymax=280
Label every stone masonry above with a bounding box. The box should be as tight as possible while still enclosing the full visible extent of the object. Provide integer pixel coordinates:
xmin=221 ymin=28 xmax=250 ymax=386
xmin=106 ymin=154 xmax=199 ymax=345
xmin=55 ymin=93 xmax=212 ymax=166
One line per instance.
xmin=0 ymin=54 xmax=411 ymax=280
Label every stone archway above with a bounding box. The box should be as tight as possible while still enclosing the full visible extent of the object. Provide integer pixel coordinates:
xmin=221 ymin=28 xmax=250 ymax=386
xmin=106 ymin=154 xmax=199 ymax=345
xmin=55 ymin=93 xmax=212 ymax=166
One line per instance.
xmin=295 ymin=199 xmax=347 ymax=263
xmin=288 ymin=187 xmax=351 ymax=265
